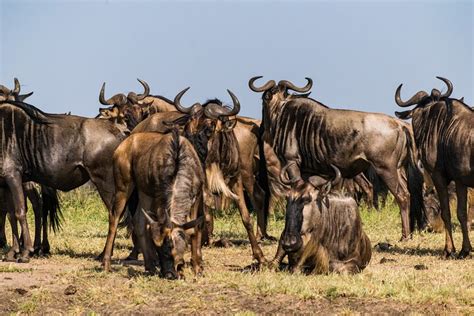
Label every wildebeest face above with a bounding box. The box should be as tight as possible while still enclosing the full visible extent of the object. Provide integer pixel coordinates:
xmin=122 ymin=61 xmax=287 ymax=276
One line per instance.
xmin=0 ymin=78 xmax=33 ymax=102
xmin=423 ymin=190 xmax=444 ymax=233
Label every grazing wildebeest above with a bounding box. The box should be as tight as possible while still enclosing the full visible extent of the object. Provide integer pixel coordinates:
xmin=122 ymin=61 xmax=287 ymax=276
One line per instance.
xmin=249 ymin=76 xmax=425 ymax=240
xmin=128 ymin=89 xmax=267 ymax=264
xmin=0 ymin=79 xmax=62 ymax=257
xmin=104 ymin=129 xmax=204 ymax=277
xmin=395 ymin=77 xmax=473 ymax=258
xmin=273 ymin=164 xmax=371 ymax=274
xmin=0 ymin=99 xmax=128 ymax=261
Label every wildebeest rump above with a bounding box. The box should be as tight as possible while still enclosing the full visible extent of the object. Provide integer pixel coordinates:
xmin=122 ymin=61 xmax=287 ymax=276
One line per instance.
xmin=395 ymin=77 xmax=473 ymax=258
xmin=249 ymin=76 xmax=425 ymax=240
xmin=273 ymin=164 xmax=371 ymax=274
xmin=0 ymin=99 xmax=128 ymax=261
xmin=103 ymin=130 xmax=204 ymax=277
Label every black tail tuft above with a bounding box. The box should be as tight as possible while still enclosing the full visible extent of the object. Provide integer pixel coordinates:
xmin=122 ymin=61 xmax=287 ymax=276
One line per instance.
xmin=403 ymin=127 xmax=427 ymax=232
xmin=118 ymin=189 xmax=139 ymax=236
xmin=41 ymin=186 xmax=63 ymax=233
xmin=256 ymin=123 xmax=271 ymax=228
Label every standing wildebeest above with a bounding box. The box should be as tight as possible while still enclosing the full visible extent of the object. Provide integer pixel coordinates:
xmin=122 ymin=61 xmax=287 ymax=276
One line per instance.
xmin=249 ymin=76 xmax=425 ymax=241
xmin=127 ymin=89 xmax=267 ymax=264
xmin=395 ymin=77 xmax=473 ymax=258
xmin=105 ymin=129 xmax=204 ymax=277
xmin=98 ymin=83 xmax=274 ymax=240
xmin=0 ymin=99 xmax=128 ymax=261
xmin=274 ymin=164 xmax=371 ymax=274
xmin=0 ymin=79 xmax=62 ymax=257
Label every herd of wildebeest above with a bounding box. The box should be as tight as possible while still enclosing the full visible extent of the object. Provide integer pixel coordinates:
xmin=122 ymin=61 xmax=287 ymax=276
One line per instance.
xmin=0 ymin=76 xmax=472 ymax=279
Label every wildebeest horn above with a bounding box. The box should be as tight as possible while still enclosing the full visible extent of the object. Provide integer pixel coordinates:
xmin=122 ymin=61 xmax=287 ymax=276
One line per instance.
xmin=394 ymin=84 xmax=428 ymax=107
xmin=141 ymin=208 xmax=156 ymax=225
xmin=436 ymin=76 xmax=453 ymax=98
xmin=330 ymin=164 xmax=342 ymax=186
xmin=225 ymin=89 xmax=240 ymax=116
xmin=248 ymin=76 xmax=276 ymax=92
xmin=205 ymin=90 xmax=241 ymax=118
xmin=308 ymin=165 xmax=341 ymax=189
xmin=174 ymin=87 xmax=197 ymax=114
xmin=99 ymin=82 xmax=111 ymax=105
xmin=136 ymin=78 xmax=150 ymax=100
xmin=280 ymin=161 xmax=298 ymax=185
xmin=278 ymin=78 xmax=313 ymax=93
xmin=13 ymin=78 xmax=20 ymax=94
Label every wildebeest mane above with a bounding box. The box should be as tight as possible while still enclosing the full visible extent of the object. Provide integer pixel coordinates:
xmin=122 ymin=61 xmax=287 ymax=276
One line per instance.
xmin=0 ymin=100 xmax=51 ymax=124
xmin=149 ymin=94 xmax=174 ymax=105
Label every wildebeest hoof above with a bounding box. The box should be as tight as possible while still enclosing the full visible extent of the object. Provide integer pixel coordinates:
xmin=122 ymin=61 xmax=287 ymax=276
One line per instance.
xmin=258 ymin=234 xmax=278 ymax=243
xmin=16 ymin=256 xmax=30 ymax=263
xmin=375 ymin=242 xmax=392 ymax=251
xmin=443 ymin=250 xmax=456 ymax=260
xmin=32 ymin=248 xmax=41 ymax=257
xmin=163 ymin=271 xmax=178 ymax=280
xmin=457 ymin=249 xmax=471 ymax=259
xmin=3 ymin=254 xmax=17 ymax=262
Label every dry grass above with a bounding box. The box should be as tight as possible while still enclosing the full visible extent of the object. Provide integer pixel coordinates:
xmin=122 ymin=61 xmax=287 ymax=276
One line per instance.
xmin=1 ymin=188 xmax=473 ymax=314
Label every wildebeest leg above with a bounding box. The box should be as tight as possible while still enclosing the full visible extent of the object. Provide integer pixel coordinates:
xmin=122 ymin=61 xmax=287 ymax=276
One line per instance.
xmin=354 ymin=174 xmax=374 ymax=209
xmin=190 ymin=195 xmax=203 ymax=276
xmin=232 ymin=177 xmax=266 ymax=264
xmin=0 ymin=205 xmax=6 ymax=248
xmin=24 ymin=183 xmax=43 ymax=255
xmin=270 ymin=233 xmax=286 ymax=270
xmin=376 ymin=167 xmax=411 ymax=240
xmin=5 ymin=209 xmax=20 ymax=261
xmin=455 ymin=182 xmax=472 ymax=258
xmin=6 ymin=174 xmax=33 ymax=262
xmin=431 ymin=173 xmax=455 ymax=258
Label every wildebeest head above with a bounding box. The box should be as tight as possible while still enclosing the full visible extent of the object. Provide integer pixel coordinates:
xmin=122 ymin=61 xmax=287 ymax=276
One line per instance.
xmin=248 ymin=76 xmax=313 ymax=104
xmin=280 ymin=164 xmax=342 ymax=253
xmin=394 ymin=76 xmax=455 ymax=120
xmin=97 ymin=79 xmax=151 ymax=128
xmin=171 ymin=88 xmax=241 ymax=199
xmin=0 ymin=78 xmax=34 ymax=102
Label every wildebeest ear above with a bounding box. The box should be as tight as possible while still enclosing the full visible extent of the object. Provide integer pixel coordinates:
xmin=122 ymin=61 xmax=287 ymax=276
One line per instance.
xmin=17 ymin=91 xmax=34 ymax=102
xmin=395 ymin=110 xmax=412 ymax=120
xmin=223 ymin=119 xmax=237 ymax=131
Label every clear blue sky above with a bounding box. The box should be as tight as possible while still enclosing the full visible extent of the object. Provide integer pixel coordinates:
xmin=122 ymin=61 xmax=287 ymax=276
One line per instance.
xmin=1 ymin=0 xmax=472 ymax=118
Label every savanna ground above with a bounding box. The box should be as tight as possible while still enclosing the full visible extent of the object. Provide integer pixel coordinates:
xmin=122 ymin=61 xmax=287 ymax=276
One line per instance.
xmin=1 ymin=187 xmax=473 ymax=315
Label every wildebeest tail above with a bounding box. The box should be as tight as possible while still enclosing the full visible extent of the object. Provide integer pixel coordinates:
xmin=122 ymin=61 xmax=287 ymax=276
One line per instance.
xmin=41 ymin=186 xmax=62 ymax=233
xmin=256 ymin=123 xmax=271 ymax=228
xmin=403 ymin=126 xmax=426 ymax=232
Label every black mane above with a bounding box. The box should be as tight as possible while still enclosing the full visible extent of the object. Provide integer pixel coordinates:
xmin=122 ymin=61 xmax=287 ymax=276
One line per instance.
xmin=0 ymin=100 xmax=51 ymax=124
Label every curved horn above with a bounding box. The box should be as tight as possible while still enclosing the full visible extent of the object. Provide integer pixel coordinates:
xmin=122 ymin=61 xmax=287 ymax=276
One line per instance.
xmin=330 ymin=164 xmax=342 ymax=186
xmin=248 ymin=76 xmax=276 ymax=92
xmin=395 ymin=84 xmax=428 ymax=107
xmin=278 ymin=77 xmax=313 ymax=93
xmin=99 ymin=82 xmax=111 ymax=105
xmin=279 ymin=161 xmax=297 ymax=186
xmin=436 ymin=76 xmax=453 ymax=98
xmin=223 ymin=89 xmax=241 ymax=116
xmin=136 ymin=78 xmax=150 ymax=100
xmin=141 ymin=208 xmax=156 ymax=225
xmin=174 ymin=87 xmax=195 ymax=114
xmin=13 ymin=78 xmax=20 ymax=94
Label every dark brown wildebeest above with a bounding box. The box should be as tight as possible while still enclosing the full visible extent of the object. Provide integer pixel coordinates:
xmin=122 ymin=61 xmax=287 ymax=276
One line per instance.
xmin=249 ymin=76 xmax=425 ymax=241
xmin=104 ymin=129 xmax=204 ymax=277
xmin=273 ymin=164 xmax=371 ymax=274
xmin=127 ymin=89 xmax=267 ymax=264
xmin=395 ymin=77 xmax=473 ymax=258
xmin=0 ymin=98 xmax=128 ymax=262
xmin=0 ymin=79 xmax=62 ymax=257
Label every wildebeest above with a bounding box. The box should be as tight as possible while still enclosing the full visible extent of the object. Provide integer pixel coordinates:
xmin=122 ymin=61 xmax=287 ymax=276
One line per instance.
xmin=249 ymin=76 xmax=425 ymax=241
xmin=98 ymin=83 xmax=274 ymax=241
xmin=126 ymin=89 xmax=267 ymax=264
xmin=395 ymin=77 xmax=473 ymax=258
xmin=0 ymin=97 xmax=128 ymax=261
xmin=0 ymin=79 xmax=62 ymax=258
xmin=103 ymin=129 xmax=204 ymax=277
xmin=273 ymin=164 xmax=371 ymax=274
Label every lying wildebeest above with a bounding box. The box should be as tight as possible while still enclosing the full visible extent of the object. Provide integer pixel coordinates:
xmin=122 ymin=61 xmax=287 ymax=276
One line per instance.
xmin=273 ymin=164 xmax=371 ymax=274
xmin=395 ymin=77 xmax=473 ymax=258
xmin=98 ymin=83 xmax=274 ymax=241
xmin=0 ymin=97 xmax=128 ymax=261
xmin=0 ymin=79 xmax=62 ymax=257
xmin=104 ymin=129 xmax=204 ymax=277
xmin=250 ymin=77 xmax=425 ymax=241
xmin=127 ymin=89 xmax=267 ymax=264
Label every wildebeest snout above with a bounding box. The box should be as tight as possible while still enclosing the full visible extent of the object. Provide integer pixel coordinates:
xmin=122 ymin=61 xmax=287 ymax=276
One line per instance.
xmin=282 ymin=233 xmax=302 ymax=253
